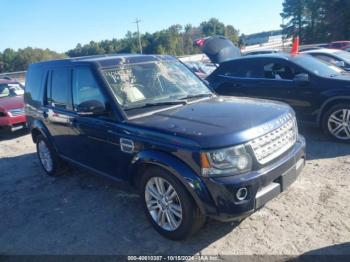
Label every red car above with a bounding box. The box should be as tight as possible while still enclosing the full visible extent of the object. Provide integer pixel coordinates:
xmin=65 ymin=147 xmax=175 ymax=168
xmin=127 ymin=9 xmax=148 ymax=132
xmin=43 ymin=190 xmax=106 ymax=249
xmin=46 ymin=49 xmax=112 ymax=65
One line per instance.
xmin=0 ymin=78 xmax=26 ymax=132
xmin=328 ymin=41 xmax=350 ymax=50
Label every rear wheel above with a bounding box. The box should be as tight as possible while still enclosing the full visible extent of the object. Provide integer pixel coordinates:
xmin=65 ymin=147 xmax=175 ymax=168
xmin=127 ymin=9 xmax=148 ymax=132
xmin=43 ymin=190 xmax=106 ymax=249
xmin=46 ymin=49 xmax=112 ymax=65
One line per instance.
xmin=36 ymin=135 xmax=65 ymax=176
xmin=322 ymin=104 xmax=350 ymax=142
xmin=141 ymin=166 xmax=205 ymax=240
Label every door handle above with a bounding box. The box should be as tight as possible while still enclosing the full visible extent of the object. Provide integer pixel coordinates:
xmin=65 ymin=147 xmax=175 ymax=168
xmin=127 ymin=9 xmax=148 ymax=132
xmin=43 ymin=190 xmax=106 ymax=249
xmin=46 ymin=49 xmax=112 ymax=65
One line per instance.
xmin=232 ymin=83 xmax=241 ymax=88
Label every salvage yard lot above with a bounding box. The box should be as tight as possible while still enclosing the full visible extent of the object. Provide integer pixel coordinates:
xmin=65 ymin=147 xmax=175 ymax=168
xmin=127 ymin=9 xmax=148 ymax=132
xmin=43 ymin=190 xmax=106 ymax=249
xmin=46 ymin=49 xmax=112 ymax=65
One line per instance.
xmin=0 ymin=127 xmax=349 ymax=256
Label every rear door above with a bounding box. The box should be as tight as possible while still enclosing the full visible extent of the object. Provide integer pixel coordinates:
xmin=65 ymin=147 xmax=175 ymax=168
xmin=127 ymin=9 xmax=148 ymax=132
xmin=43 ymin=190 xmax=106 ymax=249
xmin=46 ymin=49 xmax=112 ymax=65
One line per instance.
xmin=211 ymin=60 xmax=262 ymax=96
xmin=44 ymin=67 xmax=76 ymax=156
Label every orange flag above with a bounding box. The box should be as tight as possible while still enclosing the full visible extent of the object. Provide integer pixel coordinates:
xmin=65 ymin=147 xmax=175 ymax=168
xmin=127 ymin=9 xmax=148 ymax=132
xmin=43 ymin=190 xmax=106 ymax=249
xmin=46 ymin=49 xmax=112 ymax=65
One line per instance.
xmin=290 ymin=36 xmax=300 ymax=55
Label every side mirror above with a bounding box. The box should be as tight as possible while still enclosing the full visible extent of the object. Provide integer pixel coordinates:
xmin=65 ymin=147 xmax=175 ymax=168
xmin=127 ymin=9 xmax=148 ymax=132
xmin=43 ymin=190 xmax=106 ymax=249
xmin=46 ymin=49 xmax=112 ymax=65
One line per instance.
xmin=294 ymin=73 xmax=309 ymax=84
xmin=77 ymin=100 xmax=106 ymax=116
xmin=335 ymin=61 xmax=346 ymax=68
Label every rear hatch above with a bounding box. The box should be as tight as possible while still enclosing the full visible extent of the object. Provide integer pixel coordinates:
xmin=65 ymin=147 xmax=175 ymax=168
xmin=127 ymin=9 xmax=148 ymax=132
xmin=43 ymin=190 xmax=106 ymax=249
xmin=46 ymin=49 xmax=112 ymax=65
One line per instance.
xmin=194 ymin=36 xmax=241 ymax=64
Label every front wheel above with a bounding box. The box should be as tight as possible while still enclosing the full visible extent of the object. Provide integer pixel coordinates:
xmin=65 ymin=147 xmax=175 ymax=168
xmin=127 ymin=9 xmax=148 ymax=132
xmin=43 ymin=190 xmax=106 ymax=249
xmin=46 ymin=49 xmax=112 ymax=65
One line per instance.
xmin=141 ymin=167 xmax=206 ymax=240
xmin=322 ymin=104 xmax=350 ymax=142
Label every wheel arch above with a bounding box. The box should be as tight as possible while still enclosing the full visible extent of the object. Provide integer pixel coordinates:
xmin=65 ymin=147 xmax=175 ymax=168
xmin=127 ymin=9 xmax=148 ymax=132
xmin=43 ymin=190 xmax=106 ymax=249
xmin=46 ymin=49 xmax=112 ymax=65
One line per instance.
xmin=128 ymin=150 xmax=216 ymax=215
xmin=317 ymin=96 xmax=350 ymax=125
xmin=29 ymin=120 xmax=57 ymax=150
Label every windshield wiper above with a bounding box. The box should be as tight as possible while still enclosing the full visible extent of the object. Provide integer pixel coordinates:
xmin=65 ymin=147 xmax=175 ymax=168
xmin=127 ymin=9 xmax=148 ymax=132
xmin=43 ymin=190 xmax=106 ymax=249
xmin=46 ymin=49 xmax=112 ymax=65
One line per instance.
xmin=178 ymin=93 xmax=213 ymax=101
xmin=124 ymin=101 xmax=187 ymax=111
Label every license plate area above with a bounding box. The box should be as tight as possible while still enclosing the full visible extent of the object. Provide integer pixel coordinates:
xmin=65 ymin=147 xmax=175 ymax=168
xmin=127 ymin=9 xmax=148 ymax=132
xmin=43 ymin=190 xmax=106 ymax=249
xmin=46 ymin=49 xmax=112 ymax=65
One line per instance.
xmin=275 ymin=165 xmax=297 ymax=191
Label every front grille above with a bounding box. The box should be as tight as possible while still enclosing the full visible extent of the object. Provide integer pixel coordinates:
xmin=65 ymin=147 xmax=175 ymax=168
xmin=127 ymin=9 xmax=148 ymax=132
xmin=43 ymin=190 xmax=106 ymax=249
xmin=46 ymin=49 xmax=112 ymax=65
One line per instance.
xmin=249 ymin=115 xmax=297 ymax=165
xmin=8 ymin=108 xmax=25 ymax=117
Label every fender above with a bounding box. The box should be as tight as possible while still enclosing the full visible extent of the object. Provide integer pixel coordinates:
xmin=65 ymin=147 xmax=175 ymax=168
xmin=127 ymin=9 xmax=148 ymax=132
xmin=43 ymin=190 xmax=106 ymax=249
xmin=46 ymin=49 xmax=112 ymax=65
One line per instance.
xmin=129 ymin=149 xmax=217 ymax=216
xmin=29 ymin=119 xmax=58 ymax=152
xmin=317 ymin=95 xmax=350 ymax=124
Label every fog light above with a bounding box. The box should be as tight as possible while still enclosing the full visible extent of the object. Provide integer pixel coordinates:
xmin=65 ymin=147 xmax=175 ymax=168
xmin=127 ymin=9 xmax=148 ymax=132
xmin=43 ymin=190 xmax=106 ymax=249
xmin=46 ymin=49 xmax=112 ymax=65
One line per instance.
xmin=236 ymin=187 xmax=248 ymax=201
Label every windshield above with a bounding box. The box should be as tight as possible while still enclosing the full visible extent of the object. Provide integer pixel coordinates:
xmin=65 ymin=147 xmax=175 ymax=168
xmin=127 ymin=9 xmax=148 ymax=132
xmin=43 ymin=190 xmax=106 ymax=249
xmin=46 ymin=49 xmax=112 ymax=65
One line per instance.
xmin=102 ymin=60 xmax=212 ymax=111
xmin=292 ymin=55 xmax=344 ymax=77
xmin=0 ymin=83 xmax=24 ymax=98
xmin=335 ymin=50 xmax=350 ymax=64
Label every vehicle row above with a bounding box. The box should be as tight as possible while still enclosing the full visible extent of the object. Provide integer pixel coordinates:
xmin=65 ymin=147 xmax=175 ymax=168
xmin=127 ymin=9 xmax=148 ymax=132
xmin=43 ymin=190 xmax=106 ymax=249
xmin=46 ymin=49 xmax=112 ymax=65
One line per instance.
xmin=2 ymin=36 xmax=349 ymax=240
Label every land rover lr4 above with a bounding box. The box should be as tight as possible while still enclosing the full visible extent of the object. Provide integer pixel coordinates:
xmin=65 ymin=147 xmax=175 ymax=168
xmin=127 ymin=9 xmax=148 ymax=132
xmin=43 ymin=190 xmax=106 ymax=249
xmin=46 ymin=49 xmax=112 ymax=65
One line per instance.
xmin=25 ymin=54 xmax=305 ymax=240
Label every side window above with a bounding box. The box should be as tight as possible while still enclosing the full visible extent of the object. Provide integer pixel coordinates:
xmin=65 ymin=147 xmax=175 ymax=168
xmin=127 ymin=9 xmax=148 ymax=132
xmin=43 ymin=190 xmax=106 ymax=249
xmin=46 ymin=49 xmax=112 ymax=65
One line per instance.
xmin=50 ymin=68 xmax=71 ymax=110
xmin=263 ymin=63 xmax=295 ymax=80
xmin=313 ymin=54 xmax=341 ymax=65
xmin=72 ymin=67 xmax=105 ymax=110
xmin=220 ymin=62 xmax=261 ymax=78
xmin=25 ymin=67 xmax=43 ymax=104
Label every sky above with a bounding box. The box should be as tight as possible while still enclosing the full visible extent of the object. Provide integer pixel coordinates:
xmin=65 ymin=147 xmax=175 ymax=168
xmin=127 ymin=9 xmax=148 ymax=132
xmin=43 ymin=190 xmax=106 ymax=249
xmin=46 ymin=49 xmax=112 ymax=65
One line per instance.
xmin=1 ymin=0 xmax=283 ymax=53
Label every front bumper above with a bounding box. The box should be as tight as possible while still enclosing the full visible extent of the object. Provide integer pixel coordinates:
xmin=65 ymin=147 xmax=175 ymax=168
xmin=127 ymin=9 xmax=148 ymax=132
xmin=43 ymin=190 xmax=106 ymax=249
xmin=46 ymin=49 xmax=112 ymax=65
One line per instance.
xmin=0 ymin=115 xmax=27 ymax=131
xmin=201 ymin=136 xmax=306 ymax=222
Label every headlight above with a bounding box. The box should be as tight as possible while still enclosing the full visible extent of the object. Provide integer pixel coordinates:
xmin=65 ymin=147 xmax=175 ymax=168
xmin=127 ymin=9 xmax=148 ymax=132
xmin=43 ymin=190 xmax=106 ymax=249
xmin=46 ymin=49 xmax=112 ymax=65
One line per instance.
xmin=200 ymin=144 xmax=252 ymax=177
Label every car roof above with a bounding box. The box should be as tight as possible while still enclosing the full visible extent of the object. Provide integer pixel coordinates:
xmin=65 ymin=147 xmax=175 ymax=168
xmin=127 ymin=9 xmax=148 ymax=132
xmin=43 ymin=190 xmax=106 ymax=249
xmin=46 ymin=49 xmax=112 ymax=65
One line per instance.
xmin=29 ymin=54 xmax=177 ymax=69
xmin=221 ymin=52 xmax=305 ymax=64
xmin=244 ymin=49 xmax=279 ymax=54
xmin=302 ymin=48 xmax=340 ymax=54
xmin=331 ymin=41 xmax=350 ymax=43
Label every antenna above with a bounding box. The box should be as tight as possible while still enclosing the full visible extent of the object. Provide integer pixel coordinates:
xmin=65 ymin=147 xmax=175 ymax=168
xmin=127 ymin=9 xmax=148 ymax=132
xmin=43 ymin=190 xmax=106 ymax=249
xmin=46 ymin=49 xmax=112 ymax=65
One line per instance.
xmin=133 ymin=18 xmax=143 ymax=54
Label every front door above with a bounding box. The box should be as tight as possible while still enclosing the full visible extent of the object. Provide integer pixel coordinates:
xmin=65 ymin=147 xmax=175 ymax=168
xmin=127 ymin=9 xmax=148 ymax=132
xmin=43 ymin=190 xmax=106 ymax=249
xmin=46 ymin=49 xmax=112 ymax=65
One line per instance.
xmin=69 ymin=66 xmax=132 ymax=179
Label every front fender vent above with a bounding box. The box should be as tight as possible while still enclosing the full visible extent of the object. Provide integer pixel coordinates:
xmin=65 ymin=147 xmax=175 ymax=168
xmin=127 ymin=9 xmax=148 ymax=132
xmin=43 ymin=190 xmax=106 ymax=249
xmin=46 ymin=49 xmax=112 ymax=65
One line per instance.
xmin=120 ymin=138 xmax=135 ymax=153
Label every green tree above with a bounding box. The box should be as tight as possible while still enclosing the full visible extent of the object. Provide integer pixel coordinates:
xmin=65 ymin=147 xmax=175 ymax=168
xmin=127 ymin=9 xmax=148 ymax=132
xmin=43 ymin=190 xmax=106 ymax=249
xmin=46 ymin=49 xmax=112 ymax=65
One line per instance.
xmin=281 ymin=0 xmax=350 ymax=43
xmin=200 ymin=18 xmax=226 ymax=36
xmin=0 ymin=48 xmax=65 ymax=73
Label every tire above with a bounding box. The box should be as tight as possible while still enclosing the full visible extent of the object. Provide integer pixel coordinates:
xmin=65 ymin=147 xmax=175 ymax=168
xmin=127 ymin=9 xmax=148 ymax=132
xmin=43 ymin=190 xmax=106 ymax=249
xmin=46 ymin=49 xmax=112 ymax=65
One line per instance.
xmin=321 ymin=104 xmax=350 ymax=142
xmin=36 ymin=134 xmax=66 ymax=176
xmin=141 ymin=166 xmax=206 ymax=240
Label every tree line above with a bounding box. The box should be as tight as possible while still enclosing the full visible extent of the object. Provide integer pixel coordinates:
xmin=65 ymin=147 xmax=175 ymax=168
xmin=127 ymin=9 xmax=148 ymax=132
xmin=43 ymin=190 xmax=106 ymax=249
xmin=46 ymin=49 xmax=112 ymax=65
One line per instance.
xmin=66 ymin=18 xmax=240 ymax=57
xmin=281 ymin=0 xmax=350 ymax=44
xmin=2 ymin=6 xmax=350 ymax=74
xmin=0 ymin=18 xmax=239 ymax=73
xmin=0 ymin=47 xmax=66 ymax=74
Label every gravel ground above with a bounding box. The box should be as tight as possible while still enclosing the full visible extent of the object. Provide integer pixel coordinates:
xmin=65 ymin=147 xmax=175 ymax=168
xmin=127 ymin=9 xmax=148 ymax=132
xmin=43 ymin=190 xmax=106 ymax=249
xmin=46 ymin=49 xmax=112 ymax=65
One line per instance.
xmin=0 ymin=127 xmax=349 ymax=257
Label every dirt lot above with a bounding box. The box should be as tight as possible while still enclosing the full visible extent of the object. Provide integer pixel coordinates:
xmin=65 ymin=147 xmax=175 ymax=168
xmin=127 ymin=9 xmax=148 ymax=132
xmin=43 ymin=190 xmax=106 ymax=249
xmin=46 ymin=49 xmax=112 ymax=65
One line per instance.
xmin=0 ymin=127 xmax=349 ymax=257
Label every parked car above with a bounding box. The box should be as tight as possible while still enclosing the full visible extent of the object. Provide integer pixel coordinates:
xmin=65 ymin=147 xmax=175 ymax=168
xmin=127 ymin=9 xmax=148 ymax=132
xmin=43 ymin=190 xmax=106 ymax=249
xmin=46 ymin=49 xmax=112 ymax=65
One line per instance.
xmin=301 ymin=48 xmax=350 ymax=71
xmin=182 ymin=61 xmax=216 ymax=78
xmin=243 ymin=49 xmax=280 ymax=56
xmin=328 ymin=41 xmax=350 ymax=50
xmin=0 ymin=77 xmax=26 ymax=132
xmin=25 ymin=54 xmax=305 ymax=240
xmin=206 ymin=53 xmax=350 ymax=142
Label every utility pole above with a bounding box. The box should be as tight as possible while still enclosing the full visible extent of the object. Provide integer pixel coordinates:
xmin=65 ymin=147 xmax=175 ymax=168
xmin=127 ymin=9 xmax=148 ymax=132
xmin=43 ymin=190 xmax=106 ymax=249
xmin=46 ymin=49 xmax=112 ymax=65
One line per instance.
xmin=133 ymin=18 xmax=142 ymax=54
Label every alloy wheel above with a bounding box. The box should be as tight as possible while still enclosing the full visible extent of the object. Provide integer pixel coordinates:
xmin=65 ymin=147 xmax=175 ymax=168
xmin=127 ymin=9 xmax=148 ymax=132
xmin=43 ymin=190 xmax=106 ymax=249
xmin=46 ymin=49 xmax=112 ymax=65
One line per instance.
xmin=145 ymin=177 xmax=183 ymax=231
xmin=327 ymin=109 xmax=350 ymax=140
xmin=38 ymin=140 xmax=53 ymax=172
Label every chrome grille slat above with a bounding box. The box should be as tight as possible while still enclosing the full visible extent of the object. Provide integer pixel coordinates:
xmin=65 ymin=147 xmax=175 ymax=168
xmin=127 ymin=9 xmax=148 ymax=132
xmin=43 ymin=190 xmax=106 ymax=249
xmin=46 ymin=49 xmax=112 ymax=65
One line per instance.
xmin=249 ymin=115 xmax=297 ymax=165
xmin=8 ymin=108 xmax=25 ymax=116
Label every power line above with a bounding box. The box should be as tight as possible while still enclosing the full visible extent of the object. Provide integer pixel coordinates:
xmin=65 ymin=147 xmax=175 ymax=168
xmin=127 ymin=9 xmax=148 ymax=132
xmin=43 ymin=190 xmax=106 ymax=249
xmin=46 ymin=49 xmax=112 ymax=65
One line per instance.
xmin=133 ymin=18 xmax=142 ymax=54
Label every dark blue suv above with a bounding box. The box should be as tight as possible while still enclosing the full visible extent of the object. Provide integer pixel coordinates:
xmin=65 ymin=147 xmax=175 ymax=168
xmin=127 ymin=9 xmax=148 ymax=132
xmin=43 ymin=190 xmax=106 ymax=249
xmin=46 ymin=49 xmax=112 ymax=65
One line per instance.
xmin=25 ymin=54 xmax=305 ymax=240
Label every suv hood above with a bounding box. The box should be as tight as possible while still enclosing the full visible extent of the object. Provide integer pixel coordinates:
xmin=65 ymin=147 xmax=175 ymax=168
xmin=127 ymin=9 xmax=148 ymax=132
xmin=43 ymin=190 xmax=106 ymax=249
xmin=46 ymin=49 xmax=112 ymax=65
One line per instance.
xmin=128 ymin=96 xmax=293 ymax=149
xmin=0 ymin=96 xmax=24 ymax=111
xmin=195 ymin=36 xmax=241 ymax=64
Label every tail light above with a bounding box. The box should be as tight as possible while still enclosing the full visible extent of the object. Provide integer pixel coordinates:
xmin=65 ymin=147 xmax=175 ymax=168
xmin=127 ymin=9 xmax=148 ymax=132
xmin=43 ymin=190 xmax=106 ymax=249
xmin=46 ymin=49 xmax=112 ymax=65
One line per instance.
xmin=194 ymin=38 xmax=205 ymax=47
